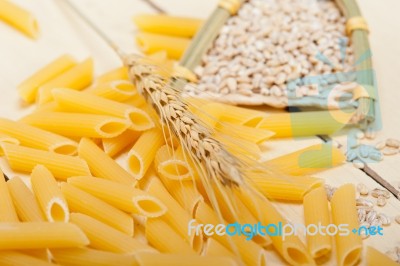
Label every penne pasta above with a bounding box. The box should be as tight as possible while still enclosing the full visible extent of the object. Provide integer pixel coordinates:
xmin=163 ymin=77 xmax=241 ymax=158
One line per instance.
xmin=136 ymin=32 xmax=191 ymax=60
xmin=194 ymin=202 xmax=267 ymax=266
xmin=246 ymin=169 xmax=324 ymax=201
xmin=0 ymin=132 xmax=20 ymax=146
xmin=135 ymin=253 xmax=238 ymax=266
xmin=236 ymin=190 xmax=314 ymax=266
xmin=145 ymin=218 xmax=195 ymax=254
xmin=7 ymin=176 xmax=45 ymax=222
xmin=206 ymin=102 xmax=267 ymax=127
xmin=0 ymin=0 xmax=38 ymax=38
xmin=214 ymin=132 xmax=261 ymax=160
xmin=61 ymin=183 xmax=134 ymax=236
xmin=20 ymin=112 xmax=129 ymax=138
xmin=256 ymin=110 xmax=354 ymax=138
xmin=154 ymin=145 xmax=191 ymax=181
xmin=101 ymin=130 xmax=141 ymax=157
xmin=366 ymin=246 xmax=399 ymax=266
xmin=51 ymin=247 xmax=138 ymax=266
xmin=0 ymin=168 xmax=19 ymax=222
xmin=203 ymin=237 xmax=236 ymax=259
xmin=95 ymin=66 xmax=129 ymax=84
xmin=0 ymin=251 xmax=55 ymax=266
xmin=22 ymin=249 xmax=49 ymax=262
xmin=263 ymin=143 xmax=346 ymax=176
xmin=0 ymin=222 xmax=89 ymax=249
xmin=78 ymin=138 xmax=136 ymax=186
xmin=0 ymin=117 xmax=78 ymax=155
xmin=303 ymin=187 xmax=332 ymax=259
xmin=17 ymin=54 xmax=77 ymax=103
xmin=203 ymin=238 xmax=235 ymax=258
xmin=69 ymin=213 xmax=154 ymax=254
xmin=215 ymin=122 xmax=275 ymax=144
xmin=330 ymin=184 xmax=362 ymax=266
xmin=133 ymin=14 xmax=203 ymax=37
xmin=31 ymin=165 xmax=69 ymax=222
xmin=67 ymin=176 xmax=166 ymax=217
xmin=0 ymin=143 xmax=90 ymax=180
xmin=88 ymin=80 xmax=137 ymax=102
xmin=147 ymin=178 xmax=203 ymax=252
xmin=52 ymin=88 xmax=154 ymax=131
xmin=155 ymin=168 xmax=203 ymax=215
xmin=36 ymin=58 xmax=94 ymax=104
xmin=212 ymin=189 xmax=272 ymax=247
xmin=127 ymin=128 xmax=165 ymax=179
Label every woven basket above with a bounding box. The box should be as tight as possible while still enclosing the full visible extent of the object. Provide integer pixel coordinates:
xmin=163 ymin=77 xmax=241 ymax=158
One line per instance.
xmin=179 ymin=0 xmax=375 ymax=124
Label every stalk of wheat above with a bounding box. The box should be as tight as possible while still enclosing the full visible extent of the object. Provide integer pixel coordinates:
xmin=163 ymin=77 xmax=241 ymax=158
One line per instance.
xmin=125 ymin=55 xmax=243 ymax=188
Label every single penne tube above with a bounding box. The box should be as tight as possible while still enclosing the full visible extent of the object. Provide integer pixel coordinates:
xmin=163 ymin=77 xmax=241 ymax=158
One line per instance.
xmin=88 ymin=80 xmax=137 ymax=102
xmin=78 ymin=138 xmax=136 ymax=186
xmin=133 ymin=14 xmax=203 ymax=37
xmin=214 ymin=132 xmax=261 ymax=160
xmin=135 ymin=253 xmax=237 ymax=266
xmin=0 ymin=0 xmax=38 ymax=38
xmin=303 ymin=187 xmax=332 ymax=259
xmin=0 ymin=251 xmax=55 ymax=266
xmin=7 ymin=177 xmax=45 ymax=222
xmin=20 ymin=112 xmax=129 ymax=138
xmin=145 ymin=218 xmax=195 ymax=254
xmin=246 ymin=169 xmax=323 ymax=201
xmin=212 ymin=189 xmax=272 ymax=247
xmin=102 ymin=130 xmax=141 ymax=157
xmin=22 ymin=249 xmax=49 ymax=262
xmin=31 ymin=165 xmax=69 ymax=222
xmin=215 ymin=122 xmax=275 ymax=144
xmin=61 ymin=183 xmax=134 ymax=236
xmin=50 ymin=247 xmax=137 ymax=266
xmin=95 ymin=66 xmax=129 ymax=84
xmin=127 ymin=128 xmax=165 ymax=179
xmin=330 ymin=184 xmax=362 ymax=266
xmin=67 ymin=176 xmax=166 ymax=217
xmin=69 ymin=213 xmax=154 ymax=254
xmin=17 ymin=54 xmax=77 ymax=103
xmin=136 ymin=32 xmax=191 ymax=60
xmin=52 ymin=88 xmax=154 ymax=131
xmin=0 ymin=132 xmax=20 ymax=145
xmin=366 ymin=246 xmax=399 ymax=266
xmin=0 ymin=143 xmax=90 ymax=180
xmin=156 ymin=172 xmax=203 ymax=215
xmin=236 ymin=190 xmax=315 ymax=266
xmin=263 ymin=143 xmax=346 ymax=176
xmin=256 ymin=110 xmax=354 ymax=138
xmin=36 ymin=58 xmax=93 ymax=104
xmin=154 ymin=145 xmax=191 ymax=181
xmin=194 ymin=202 xmax=267 ymax=266
xmin=124 ymin=94 xmax=147 ymax=108
xmin=0 ymin=222 xmax=89 ymax=249
xmin=0 ymin=168 xmax=19 ymax=222
xmin=0 ymin=118 xmax=78 ymax=155
xmin=147 ymin=178 xmax=203 ymax=252
xmin=203 ymin=238 xmax=235 ymax=258
xmin=214 ymin=103 xmax=267 ymax=127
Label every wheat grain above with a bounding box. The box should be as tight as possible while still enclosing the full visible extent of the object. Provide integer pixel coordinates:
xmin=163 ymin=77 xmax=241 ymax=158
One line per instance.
xmin=125 ymin=55 xmax=242 ymax=187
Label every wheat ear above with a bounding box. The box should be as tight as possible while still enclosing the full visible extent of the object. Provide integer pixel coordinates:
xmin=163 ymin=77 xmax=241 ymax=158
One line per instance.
xmin=125 ymin=55 xmax=242 ymax=187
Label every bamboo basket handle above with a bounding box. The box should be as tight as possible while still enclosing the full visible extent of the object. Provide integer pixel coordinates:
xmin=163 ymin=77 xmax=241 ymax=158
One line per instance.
xmin=179 ymin=0 xmax=245 ymax=71
xmin=335 ymin=0 xmax=376 ymax=127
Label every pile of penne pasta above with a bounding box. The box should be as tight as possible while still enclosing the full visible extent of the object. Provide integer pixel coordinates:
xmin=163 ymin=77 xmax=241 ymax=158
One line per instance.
xmin=0 ymin=52 xmax=393 ymax=266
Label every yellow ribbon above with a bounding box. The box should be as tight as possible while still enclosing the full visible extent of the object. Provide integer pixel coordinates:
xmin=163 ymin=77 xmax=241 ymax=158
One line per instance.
xmin=218 ymin=0 xmax=241 ymax=15
xmin=346 ymin=16 xmax=369 ymax=36
xmin=174 ymin=65 xmax=198 ymax=83
xmin=352 ymin=84 xmax=376 ymax=100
